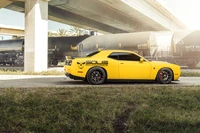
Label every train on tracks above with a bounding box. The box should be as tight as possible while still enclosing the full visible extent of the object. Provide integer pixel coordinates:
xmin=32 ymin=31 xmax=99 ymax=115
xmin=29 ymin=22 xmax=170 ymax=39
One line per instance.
xmin=76 ymin=30 xmax=200 ymax=68
xmin=0 ymin=35 xmax=90 ymax=66
xmin=0 ymin=30 xmax=200 ymax=68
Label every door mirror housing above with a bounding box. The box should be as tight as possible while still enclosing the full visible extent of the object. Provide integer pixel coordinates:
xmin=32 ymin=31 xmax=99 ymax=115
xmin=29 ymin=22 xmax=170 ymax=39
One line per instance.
xmin=140 ymin=58 xmax=144 ymax=63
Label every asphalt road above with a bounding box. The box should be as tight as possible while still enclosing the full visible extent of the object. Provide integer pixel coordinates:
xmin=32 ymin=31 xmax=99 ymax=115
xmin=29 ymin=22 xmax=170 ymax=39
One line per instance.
xmin=0 ymin=75 xmax=200 ymax=88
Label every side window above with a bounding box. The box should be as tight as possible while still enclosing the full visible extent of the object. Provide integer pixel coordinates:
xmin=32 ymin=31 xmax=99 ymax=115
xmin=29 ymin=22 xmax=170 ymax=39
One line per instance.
xmin=108 ymin=52 xmax=119 ymax=60
xmin=108 ymin=52 xmax=141 ymax=61
xmin=119 ymin=52 xmax=140 ymax=61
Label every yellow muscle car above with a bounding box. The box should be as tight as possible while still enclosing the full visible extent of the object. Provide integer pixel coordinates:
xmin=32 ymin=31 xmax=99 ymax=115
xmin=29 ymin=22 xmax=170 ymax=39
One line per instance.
xmin=64 ymin=50 xmax=181 ymax=85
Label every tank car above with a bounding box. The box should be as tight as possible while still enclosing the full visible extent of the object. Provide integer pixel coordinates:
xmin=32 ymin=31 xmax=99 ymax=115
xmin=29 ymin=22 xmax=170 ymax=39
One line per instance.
xmin=0 ymin=35 xmax=90 ymax=66
xmin=0 ymin=39 xmax=24 ymax=66
xmin=170 ymin=30 xmax=200 ymax=68
xmin=48 ymin=35 xmax=90 ymax=66
xmin=77 ymin=32 xmax=158 ymax=58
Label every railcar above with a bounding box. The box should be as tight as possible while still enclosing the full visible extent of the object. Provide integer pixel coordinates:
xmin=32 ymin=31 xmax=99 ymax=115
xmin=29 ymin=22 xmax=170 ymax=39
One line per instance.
xmin=0 ymin=35 xmax=90 ymax=66
xmin=170 ymin=30 xmax=200 ymax=68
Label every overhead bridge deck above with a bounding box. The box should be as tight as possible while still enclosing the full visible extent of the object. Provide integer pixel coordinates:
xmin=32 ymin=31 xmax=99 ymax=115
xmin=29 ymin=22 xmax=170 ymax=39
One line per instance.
xmin=2 ymin=0 xmax=188 ymax=34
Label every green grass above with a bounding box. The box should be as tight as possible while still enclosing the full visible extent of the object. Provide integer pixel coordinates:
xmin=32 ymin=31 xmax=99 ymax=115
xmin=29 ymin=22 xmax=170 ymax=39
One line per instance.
xmin=0 ymin=86 xmax=200 ymax=132
xmin=181 ymin=71 xmax=200 ymax=77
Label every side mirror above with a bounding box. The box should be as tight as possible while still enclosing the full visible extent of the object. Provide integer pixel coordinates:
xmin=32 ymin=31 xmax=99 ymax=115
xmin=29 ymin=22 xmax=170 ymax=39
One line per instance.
xmin=140 ymin=58 xmax=144 ymax=63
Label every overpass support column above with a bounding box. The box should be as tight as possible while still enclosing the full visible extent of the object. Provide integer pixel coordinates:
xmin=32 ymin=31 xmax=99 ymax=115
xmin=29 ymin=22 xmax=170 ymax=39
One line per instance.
xmin=25 ymin=0 xmax=48 ymax=72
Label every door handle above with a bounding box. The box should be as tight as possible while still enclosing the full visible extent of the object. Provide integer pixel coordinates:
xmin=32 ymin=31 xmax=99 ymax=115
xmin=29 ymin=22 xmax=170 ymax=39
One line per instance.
xmin=120 ymin=63 xmax=124 ymax=64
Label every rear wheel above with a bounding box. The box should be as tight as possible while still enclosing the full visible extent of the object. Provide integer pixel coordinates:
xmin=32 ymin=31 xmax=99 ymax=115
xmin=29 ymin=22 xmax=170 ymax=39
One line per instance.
xmin=156 ymin=68 xmax=173 ymax=84
xmin=86 ymin=67 xmax=106 ymax=85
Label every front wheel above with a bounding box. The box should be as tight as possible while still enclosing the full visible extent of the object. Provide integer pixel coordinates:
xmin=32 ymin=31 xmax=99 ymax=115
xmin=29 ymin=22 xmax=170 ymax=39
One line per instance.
xmin=86 ymin=67 xmax=106 ymax=85
xmin=156 ymin=68 xmax=173 ymax=84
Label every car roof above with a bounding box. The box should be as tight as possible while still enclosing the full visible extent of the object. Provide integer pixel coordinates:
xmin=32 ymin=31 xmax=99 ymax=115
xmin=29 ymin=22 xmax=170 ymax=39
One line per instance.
xmin=99 ymin=49 xmax=134 ymax=53
xmin=87 ymin=49 xmax=139 ymax=58
xmin=84 ymin=49 xmax=148 ymax=61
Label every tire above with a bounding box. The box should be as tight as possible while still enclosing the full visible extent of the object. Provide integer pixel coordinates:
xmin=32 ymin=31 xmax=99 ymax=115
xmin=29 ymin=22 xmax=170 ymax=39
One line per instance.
xmin=86 ymin=67 xmax=106 ymax=85
xmin=156 ymin=68 xmax=173 ymax=84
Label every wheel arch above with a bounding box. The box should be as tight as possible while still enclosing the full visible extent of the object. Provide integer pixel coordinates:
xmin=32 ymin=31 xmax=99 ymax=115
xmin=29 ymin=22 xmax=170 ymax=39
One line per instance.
xmin=155 ymin=67 xmax=174 ymax=80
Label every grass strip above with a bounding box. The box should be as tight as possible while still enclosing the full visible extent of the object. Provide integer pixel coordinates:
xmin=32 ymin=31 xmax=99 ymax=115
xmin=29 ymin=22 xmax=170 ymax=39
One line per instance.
xmin=181 ymin=71 xmax=200 ymax=77
xmin=0 ymin=86 xmax=200 ymax=132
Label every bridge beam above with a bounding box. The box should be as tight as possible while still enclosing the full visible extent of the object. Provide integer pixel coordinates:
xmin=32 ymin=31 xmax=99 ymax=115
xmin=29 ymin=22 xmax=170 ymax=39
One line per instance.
xmin=50 ymin=0 xmax=155 ymax=32
xmin=0 ymin=0 xmax=13 ymax=8
xmin=0 ymin=0 xmax=24 ymax=8
xmin=0 ymin=26 xmax=24 ymax=36
xmin=48 ymin=6 xmax=128 ymax=34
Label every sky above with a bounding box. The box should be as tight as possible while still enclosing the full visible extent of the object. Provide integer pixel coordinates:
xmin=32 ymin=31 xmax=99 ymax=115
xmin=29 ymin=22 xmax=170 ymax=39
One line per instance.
xmin=0 ymin=8 xmax=71 ymax=39
xmin=0 ymin=8 xmax=71 ymax=30
xmin=0 ymin=0 xmax=200 ymax=39
xmin=158 ymin=0 xmax=200 ymax=30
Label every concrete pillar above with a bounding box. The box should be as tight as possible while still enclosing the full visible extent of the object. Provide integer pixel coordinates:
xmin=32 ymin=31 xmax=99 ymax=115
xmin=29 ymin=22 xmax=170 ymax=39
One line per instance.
xmin=25 ymin=0 xmax=48 ymax=72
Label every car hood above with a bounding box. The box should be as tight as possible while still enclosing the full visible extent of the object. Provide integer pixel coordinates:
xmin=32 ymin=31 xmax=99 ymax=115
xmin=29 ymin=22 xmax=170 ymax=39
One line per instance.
xmin=150 ymin=61 xmax=179 ymax=67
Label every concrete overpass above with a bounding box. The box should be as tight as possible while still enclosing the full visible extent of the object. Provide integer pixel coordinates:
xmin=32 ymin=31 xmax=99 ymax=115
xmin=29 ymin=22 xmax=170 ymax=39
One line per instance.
xmin=2 ymin=0 xmax=188 ymax=34
xmin=0 ymin=0 xmax=188 ymax=72
xmin=0 ymin=25 xmax=24 ymax=36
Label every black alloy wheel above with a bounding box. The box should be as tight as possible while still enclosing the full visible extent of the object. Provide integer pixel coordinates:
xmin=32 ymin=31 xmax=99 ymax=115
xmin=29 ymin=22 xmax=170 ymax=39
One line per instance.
xmin=86 ymin=67 xmax=106 ymax=85
xmin=156 ymin=68 xmax=173 ymax=84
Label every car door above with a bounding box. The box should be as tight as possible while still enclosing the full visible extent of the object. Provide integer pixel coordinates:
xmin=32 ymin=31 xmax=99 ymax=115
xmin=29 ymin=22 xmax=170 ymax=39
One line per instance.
xmin=107 ymin=53 xmax=120 ymax=79
xmin=118 ymin=52 xmax=152 ymax=79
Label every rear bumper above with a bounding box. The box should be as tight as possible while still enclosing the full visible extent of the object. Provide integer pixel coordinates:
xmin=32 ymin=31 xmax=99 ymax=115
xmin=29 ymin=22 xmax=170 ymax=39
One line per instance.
xmin=65 ymin=72 xmax=84 ymax=80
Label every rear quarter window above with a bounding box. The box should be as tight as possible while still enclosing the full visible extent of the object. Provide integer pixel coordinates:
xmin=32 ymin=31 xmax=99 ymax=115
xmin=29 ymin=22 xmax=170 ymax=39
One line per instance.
xmin=86 ymin=51 xmax=100 ymax=57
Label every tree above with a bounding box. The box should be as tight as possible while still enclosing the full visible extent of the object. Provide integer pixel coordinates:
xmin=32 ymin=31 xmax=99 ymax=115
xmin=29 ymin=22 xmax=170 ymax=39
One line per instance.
xmin=69 ymin=26 xmax=86 ymax=36
xmin=48 ymin=31 xmax=53 ymax=37
xmin=48 ymin=31 xmax=60 ymax=37
xmin=57 ymin=29 xmax=68 ymax=36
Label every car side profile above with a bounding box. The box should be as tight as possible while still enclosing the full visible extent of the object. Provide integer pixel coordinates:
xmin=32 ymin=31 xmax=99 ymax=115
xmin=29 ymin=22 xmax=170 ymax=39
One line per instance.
xmin=64 ymin=50 xmax=181 ymax=85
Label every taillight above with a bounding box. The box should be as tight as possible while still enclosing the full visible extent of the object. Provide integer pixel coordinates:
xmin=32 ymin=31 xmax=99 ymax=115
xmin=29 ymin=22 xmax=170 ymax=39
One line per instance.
xmin=65 ymin=60 xmax=72 ymax=66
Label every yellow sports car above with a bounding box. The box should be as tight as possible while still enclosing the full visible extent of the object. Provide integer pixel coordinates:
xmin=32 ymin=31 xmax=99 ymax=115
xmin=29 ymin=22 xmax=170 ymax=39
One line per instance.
xmin=64 ymin=50 xmax=181 ymax=85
